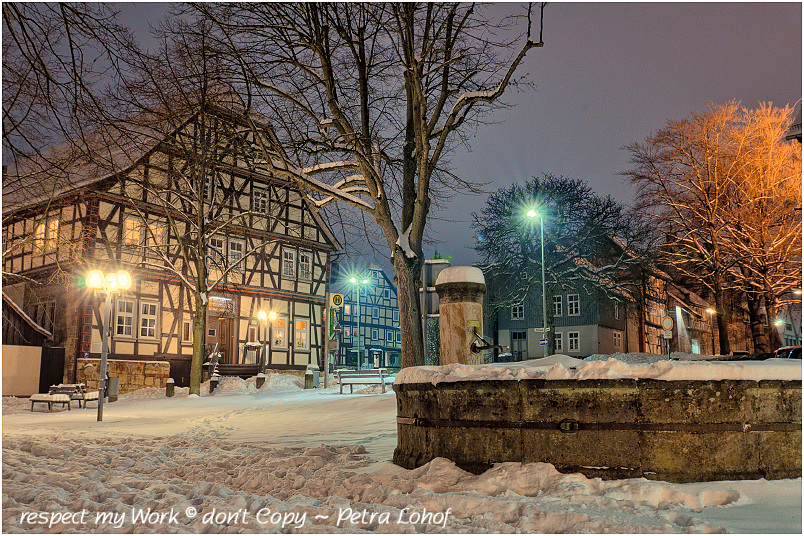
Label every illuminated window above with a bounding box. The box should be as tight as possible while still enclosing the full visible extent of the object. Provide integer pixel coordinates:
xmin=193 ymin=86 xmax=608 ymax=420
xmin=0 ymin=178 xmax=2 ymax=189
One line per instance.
xmin=124 ymin=218 xmax=142 ymax=246
xmin=46 ymin=218 xmax=59 ymax=250
xmin=34 ymin=221 xmax=46 ymax=251
xmin=273 ymin=318 xmax=288 ymax=349
xmin=149 ymin=223 xmax=166 ymax=246
xmin=295 ymin=319 xmax=309 ymax=350
xmin=182 ymin=320 xmax=192 ymax=343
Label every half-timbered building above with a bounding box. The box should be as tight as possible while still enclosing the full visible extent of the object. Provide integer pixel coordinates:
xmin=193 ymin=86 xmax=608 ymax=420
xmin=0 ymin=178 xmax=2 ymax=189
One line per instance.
xmin=3 ymin=98 xmax=340 ymax=386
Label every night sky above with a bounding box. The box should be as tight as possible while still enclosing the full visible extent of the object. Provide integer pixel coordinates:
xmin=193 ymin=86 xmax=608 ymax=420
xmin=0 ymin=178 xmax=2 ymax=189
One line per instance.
xmin=118 ymin=2 xmax=802 ymax=270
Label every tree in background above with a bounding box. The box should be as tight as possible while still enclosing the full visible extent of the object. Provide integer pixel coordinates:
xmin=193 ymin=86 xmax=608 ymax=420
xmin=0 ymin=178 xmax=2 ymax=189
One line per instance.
xmin=721 ymin=103 xmax=802 ymax=351
xmin=188 ymin=2 xmax=547 ymax=368
xmin=626 ymin=101 xmax=801 ymax=354
xmin=472 ymin=174 xmax=655 ymax=355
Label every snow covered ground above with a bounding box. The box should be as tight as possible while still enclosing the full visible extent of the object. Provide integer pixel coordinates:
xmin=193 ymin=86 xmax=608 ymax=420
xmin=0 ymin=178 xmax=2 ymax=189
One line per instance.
xmin=3 ymin=358 xmax=801 ymax=534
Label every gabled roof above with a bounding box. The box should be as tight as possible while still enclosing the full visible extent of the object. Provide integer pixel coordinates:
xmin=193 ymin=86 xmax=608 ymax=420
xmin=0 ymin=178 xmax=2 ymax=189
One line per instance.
xmin=2 ymin=91 xmax=278 ymax=216
xmin=2 ymin=291 xmax=53 ymax=340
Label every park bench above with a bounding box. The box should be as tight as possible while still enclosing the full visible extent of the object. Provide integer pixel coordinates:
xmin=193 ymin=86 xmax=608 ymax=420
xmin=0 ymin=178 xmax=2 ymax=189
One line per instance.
xmin=29 ymin=384 xmax=100 ymax=412
xmin=335 ymin=368 xmax=390 ymax=394
xmin=214 ymin=363 xmax=260 ymax=379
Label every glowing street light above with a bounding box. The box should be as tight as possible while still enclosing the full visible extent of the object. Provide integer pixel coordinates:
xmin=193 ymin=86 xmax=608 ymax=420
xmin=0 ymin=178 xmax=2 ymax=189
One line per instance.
xmin=349 ymin=275 xmax=370 ymax=369
xmin=86 ymin=269 xmax=133 ymax=422
xmin=526 ymin=208 xmax=549 ymax=358
xmin=257 ymin=309 xmax=277 ymax=374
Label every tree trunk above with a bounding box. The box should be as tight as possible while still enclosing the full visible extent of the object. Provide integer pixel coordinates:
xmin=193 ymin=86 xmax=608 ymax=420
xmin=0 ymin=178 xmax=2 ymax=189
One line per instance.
xmin=714 ymin=287 xmax=731 ymax=355
xmin=746 ymin=293 xmax=770 ymax=353
xmin=764 ymin=290 xmax=783 ymax=351
xmin=394 ymin=252 xmax=425 ymax=368
xmin=189 ymin=296 xmax=207 ymax=394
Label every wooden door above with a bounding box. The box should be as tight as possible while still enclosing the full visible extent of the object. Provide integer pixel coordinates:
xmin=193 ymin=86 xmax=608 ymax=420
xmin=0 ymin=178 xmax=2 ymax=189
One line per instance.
xmin=218 ymin=318 xmax=233 ymax=364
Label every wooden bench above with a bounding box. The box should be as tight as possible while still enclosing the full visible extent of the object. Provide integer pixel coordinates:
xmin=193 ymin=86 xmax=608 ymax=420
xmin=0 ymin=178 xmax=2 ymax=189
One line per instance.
xmin=336 ymin=369 xmax=390 ymax=394
xmin=30 ymin=388 xmax=73 ymax=412
xmin=215 ymin=363 xmax=260 ymax=379
xmin=30 ymin=384 xmax=100 ymax=412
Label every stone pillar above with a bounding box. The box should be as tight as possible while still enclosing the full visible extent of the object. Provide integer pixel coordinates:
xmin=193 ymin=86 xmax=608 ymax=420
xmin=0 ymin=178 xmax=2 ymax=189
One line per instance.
xmin=435 ymin=267 xmax=486 ymax=365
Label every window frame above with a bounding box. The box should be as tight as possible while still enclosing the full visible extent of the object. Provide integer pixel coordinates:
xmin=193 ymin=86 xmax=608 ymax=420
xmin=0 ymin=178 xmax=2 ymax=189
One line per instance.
xmin=251 ymin=186 xmax=269 ymax=214
xmin=554 ymin=332 xmax=563 ymax=352
xmin=613 ymin=331 xmax=623 ymax=350
xmin=567 ymin=294 xmax=580 ymax=316
xmin=568 ymin=331 xmax=580 ymax=352
xmin=46 ymin=217 xmax=60 ymax=251
xmin=124 ymin=217 xmax=143 ymax=247
xmin=298 ymin=250 xmax=312 ymax=280
xmin=138 ymin=301 xmax=159 ymax=339
xmin=182 ymin=320 xmax=193 ymax=343
xmin=272 ymin=317 xmax=288 ymax=349
xmin=282 ymin=248 xmax=296 ymax=278
xmin=371 ymin=328 xmax=379 ymax=341
xmin=553 ymin=295 xmax=562 ymax=317
xmin=372 ymin=306 xmax=379 ymax=319
xmin=228 ymin=239 xmax=245 ymax=266
xmin=115 ymin=298 xmax=136 ymax=338
xmin=294 ymin=318 xmax=310 ymax=351
xmin=209 ymin=237 xmax=224 ymax=264
xmin=511 ymin=303 xmax=525 ymax=320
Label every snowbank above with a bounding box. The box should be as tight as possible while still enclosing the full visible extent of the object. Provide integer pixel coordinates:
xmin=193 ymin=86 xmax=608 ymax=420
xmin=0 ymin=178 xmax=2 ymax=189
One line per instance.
xmin=395 ymin=353 xmax=802 ymax=385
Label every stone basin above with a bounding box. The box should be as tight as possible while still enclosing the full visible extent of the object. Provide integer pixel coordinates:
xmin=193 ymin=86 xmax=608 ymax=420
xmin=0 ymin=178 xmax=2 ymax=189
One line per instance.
xmin=393 ymin=378 xmax=801 ymax=482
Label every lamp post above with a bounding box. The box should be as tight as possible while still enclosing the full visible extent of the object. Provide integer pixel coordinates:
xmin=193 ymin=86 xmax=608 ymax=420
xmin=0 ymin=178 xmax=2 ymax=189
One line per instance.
xmin=349 ymin=276 xmax=369 ymax=369
xmin=526 ymin=209 xmax=549 ymax=358
xmin=86 ymin=269 xmax=132 ymax=422
xmin=257 ymin=309 xmax=277 ymax=374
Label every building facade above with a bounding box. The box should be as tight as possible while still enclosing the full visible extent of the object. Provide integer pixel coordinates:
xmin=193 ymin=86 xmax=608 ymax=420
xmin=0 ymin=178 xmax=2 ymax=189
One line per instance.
xmin=331 ymin=263 xmax=401 ymax=369
xmin=3 ymin=101 xmax=340 ymax=386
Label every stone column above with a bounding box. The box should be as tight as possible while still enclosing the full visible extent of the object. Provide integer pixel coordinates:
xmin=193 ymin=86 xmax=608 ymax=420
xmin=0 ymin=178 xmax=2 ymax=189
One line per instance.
xmin=435 ymin=267 xmax=486 ymax=365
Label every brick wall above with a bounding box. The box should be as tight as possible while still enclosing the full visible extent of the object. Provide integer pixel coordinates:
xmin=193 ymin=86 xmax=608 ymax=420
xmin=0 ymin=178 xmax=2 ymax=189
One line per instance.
xmin=76 ymin=358 xmax=170 ymax=394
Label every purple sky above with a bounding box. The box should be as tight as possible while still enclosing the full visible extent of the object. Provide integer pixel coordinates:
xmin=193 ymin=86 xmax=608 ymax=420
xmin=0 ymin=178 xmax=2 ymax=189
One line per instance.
xmin=119 ymin=2 xmax=802 ymax=272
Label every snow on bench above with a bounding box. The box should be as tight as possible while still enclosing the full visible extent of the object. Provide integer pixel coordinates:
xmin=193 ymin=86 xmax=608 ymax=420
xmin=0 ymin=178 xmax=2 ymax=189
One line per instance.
xmin=30 ymin=384 xmax=100 ymax=412
xmin=335 ymin=369 xmax=390 ymax=394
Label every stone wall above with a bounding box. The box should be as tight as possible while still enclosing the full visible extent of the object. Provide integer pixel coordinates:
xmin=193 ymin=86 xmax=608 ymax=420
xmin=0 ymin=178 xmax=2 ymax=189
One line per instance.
xmin=394 ymin=378 xmax=801 ymax=482
xmin=77 ymin=359 xmax=170 ymax=394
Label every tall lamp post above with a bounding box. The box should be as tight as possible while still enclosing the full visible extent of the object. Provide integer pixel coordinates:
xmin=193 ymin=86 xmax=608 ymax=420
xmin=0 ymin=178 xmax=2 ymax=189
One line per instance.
xmin=86 ymin=269 xmax=133 ymax=422
xmin=349 ymin=276 xmax=369 ymax=368
xmin=257 ymin=309 xmax=277 ymax=374
xmin=526 ymin=209 xmax=549 ymax=358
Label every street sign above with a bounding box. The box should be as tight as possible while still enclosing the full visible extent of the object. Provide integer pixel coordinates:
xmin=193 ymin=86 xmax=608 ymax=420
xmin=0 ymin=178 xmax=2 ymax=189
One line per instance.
xmin=331 ymin=293 xmax=344 ymax=308
xmin=534 ymin=327 xmax=551 ymax=332
xmin=539 ymin=339 xmax=548 ymax=346
xmin=661 ymin=316 xmax=674 ymax=331
xmin=663 ymin=330 xmax=673 ymax=339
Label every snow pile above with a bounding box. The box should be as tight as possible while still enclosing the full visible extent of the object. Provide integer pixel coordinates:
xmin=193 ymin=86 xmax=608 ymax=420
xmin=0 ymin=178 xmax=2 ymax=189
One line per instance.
xmin=2 ymin=396 xmax=30 ymax=414
xmin=395 ymin=354 xmax=801 ymax=385
xmin=4 ymin=434 xmax=796 ymax=534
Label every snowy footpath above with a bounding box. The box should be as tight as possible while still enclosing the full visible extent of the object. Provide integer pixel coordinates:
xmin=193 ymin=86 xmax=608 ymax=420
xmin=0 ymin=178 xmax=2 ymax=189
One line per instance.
xmin=2 ymin=362 xmax=801 ymax=534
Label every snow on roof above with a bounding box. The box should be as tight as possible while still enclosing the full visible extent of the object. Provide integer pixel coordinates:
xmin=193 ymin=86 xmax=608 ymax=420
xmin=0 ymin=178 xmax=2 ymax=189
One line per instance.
xmin=395 ymin=353 xmax=801 ymax=385
xmin=435 ymin=266 xmax=485 ymax=287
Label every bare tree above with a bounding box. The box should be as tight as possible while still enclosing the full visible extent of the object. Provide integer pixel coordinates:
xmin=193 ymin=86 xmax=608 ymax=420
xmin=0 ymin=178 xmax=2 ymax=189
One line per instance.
xmin=189 ymin=2 xmax=546 ymax=367
xmin=721 ymin=103 xmax=802 ymax=351
xmin=626 ymin=101 xmax=802 ymax=354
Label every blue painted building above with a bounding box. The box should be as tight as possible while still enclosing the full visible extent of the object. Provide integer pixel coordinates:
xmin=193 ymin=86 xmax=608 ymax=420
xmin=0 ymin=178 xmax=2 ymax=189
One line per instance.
xmin=331 ymin=263 xmax=401 ymax=369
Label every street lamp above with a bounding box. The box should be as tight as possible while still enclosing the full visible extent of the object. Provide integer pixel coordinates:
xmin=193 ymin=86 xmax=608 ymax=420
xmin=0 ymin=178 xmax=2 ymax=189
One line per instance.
xmin=257 ymin=309 xmax=277 ymax=374
xmin=526 ymin=208 xmax=549 ymax=358
xmin=86 ymin=268 xmax=133 ymax=422
xmin=349 ymin=275 xmax=369 ymax=369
